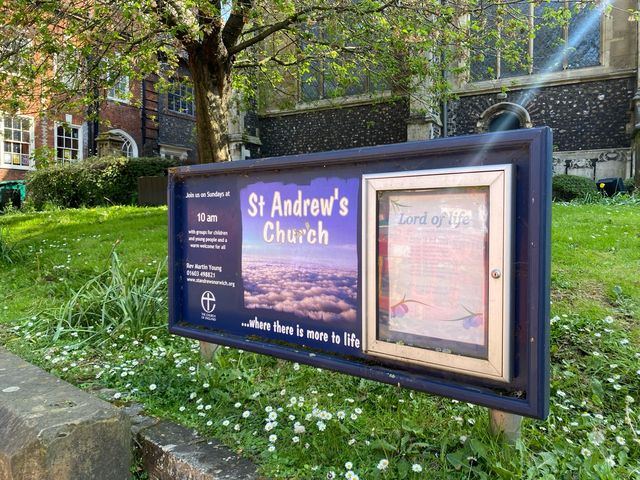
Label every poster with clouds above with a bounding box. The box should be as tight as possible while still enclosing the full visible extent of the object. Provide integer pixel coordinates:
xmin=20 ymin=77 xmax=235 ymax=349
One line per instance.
xmin=238 ymin=176 xmax=361 ymax=353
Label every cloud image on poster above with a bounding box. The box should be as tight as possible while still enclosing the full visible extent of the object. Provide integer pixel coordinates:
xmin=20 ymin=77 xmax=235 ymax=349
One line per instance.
xmin=240 ymin=177 xmax=359 ymax=323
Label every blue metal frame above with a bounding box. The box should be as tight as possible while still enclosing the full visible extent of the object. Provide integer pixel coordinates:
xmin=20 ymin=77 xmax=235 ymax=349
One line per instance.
xmin=168 ymin=127 xmax=551 ymax=419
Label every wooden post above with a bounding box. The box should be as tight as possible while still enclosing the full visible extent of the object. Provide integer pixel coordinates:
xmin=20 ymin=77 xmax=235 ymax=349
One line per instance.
xmin=489 ymin=409 xmax=522 ymax=444
xmin=199 ymin=341 xmax=219 ymax=361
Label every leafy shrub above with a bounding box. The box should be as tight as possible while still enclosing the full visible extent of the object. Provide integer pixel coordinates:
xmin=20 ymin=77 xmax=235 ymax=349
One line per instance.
xmin=26 ymin=156 xmax=183 ymax=209
xmin=624 ymin=177 xmax=636 ymax=194
xmin=36 ymin=250 xmax=167 ymax=345
xmin=552 ymin=174 xmax=598 ymax=202
xmin=26 ymin=163 xmax=102 ymax=209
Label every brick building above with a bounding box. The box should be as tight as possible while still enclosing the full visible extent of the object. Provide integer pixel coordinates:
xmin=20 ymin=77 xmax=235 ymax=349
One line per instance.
xmin=0 ymin=68 xmax=199 ymax=182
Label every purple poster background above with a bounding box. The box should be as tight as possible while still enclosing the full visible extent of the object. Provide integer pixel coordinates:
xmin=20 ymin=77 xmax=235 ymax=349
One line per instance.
xmin=240 ymin=178 xmax=359 ymax=325
xmin=234 ymin=176 xmax=362 ymax=354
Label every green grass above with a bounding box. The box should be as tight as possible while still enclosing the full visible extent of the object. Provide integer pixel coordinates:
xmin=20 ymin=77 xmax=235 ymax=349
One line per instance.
xmin=1 ymin=202 xmax=639 ymax=479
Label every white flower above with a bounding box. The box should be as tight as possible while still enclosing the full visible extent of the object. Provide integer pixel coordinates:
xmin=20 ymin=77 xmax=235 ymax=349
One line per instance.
xmin=149 ymin=384 xmax=157 ymax=391
xmin=327 ymin=471 xmax=336 ymax=479
xmin=377 ymin=459 xmax=389 ymax=470
xmin=588 ymin=431 xmax=605 ymax=446
xmin=348 ymin=438 xmax=356 ymax=446
xmin=625 ymin=395 xmax=635 ymax=403
xmin=292 ymin=436 xmax=299 ymax=443
xmin=242 ymin=410 xmax=251 ymax=418
xmin=337 ymin=411 xmax=346 ymax=420
xmin=265 ymin=406 xmax=273 ymax=413
xmin=604 ymin=456 xmax=616 ymax=467
xmin=412 ymin=463 xmax=423 ymax=472
xmin=354 ymin=408 xmax=362 ymax=414
xmin=206 ymin=420 xmax=213 ymax=426
xmin=316 ymin=421 xmax=326 ymax=431
xmin=460 ymin=435 xmax=468 ymax=444
xmin=616 ymin=436 xmax=626 ymax=446
xmin=113 ymin=392 xmax=122 ymax=400
xmin=202 ymin=383 xmax=210 ymax=388
xmin=234 ymin=402 xmax=242 ymax=408
xmin=556 ymin=390 xmax=567 ymax=398
xmin=345 ymin=462 xmax=353 ymax=470
xmin=222 ymin=420 xmax=230 ymax=426
xmin=190 ymin=392 xmax=197 ymax=399
xmin=179 ymin=406 xmax=186 ymax=412
xmin=234 ymin=424 xmax=241 ymax=431
xmin=269 ymin=434 xmax=277 ymax=442
xmin=293 ymin=363 xmax=300 ymax=370
xmin=268 ymin=445 xmax=275 ymax=452
xmin=293 ymin=422 xmax=306 ymax=434
xmin=581 ymin=448 xmax=591 ymax=458
xmin=268 ymin=411 xmax=278 ymax=421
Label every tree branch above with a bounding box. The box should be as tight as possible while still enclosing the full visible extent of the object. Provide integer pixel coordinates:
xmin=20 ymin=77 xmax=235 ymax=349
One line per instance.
xmin=155 ymin=0 xmax=200 ymax=43
xmin=228 ymin=1 xmax=397 ymax=56
xmin=222 ymin=0 xmax=254 ymax=51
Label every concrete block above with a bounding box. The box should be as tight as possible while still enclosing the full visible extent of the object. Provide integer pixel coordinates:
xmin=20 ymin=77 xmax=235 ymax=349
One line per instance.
xmin=137 ymin=420 xmax=258 ymax=480
xmin=0 ymin=348 xmax=131 ymax=480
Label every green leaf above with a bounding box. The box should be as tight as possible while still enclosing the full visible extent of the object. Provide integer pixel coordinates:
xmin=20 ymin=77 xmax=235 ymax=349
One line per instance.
xmin=370 ymin=438 xmax=397 ymax=452
xmin=446 ymin=449 xmax=468 ymax=470
xmin=590 ymin=378 xmax=604 ymax=406
xmin=490 ymin=462 xmax=516 ymax=479
xmin=469 ymin=439 xmax=489 ymax=459
xmin=396 ymin=459 xmax=410 ymax=479
xmin=401 ymin=420 xmax=424 ymax=435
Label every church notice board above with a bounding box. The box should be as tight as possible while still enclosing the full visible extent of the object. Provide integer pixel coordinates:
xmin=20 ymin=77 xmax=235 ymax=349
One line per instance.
xmin=168 ymin=127 xmax=552 ymax=419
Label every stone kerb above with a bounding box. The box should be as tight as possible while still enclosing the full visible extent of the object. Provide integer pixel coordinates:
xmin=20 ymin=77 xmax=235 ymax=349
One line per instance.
xmin=0 ymin=347 xmax=131 ymax=480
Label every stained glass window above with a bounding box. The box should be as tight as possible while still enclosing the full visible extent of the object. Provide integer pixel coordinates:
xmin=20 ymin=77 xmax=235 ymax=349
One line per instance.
xmin=470 ymin=6 xmax=498 ymax=81
xmin=470 ymin=0 xmax=601 ymax=82
xmin=567 ymin=1 xmax=601 ymax=69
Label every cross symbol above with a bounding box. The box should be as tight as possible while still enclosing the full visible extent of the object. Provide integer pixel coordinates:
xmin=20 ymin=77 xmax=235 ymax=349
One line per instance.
xmin=201 ymin=291 xmax=216 ymax=313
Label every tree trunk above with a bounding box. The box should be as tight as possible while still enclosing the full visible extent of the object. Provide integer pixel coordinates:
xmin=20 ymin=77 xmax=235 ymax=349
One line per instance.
xmin=187 ymin=43 xmax=232 ymax=164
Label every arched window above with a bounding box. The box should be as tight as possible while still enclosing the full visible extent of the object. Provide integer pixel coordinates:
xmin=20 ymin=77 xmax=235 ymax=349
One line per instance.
xmin=476 ymin=102 xmax=532 ymax=133
xmin=488 ymin=112 xmax=522 ymax=132
xmin=107 ymin=129 xmax=138 ymax=158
